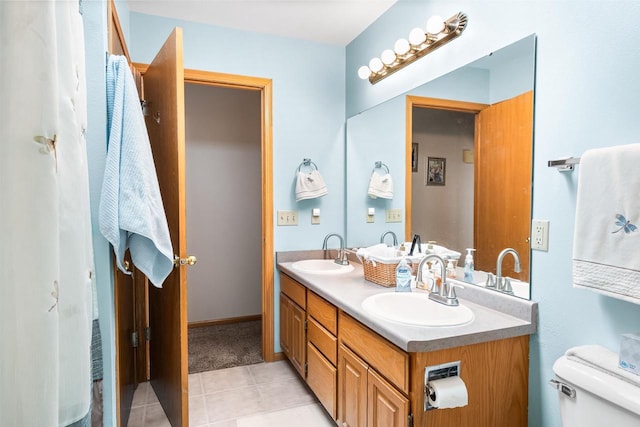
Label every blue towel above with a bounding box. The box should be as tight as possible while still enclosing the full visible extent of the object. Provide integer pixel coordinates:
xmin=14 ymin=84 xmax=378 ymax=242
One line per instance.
xmin=100 ymin=55 xmax=174 ymax=288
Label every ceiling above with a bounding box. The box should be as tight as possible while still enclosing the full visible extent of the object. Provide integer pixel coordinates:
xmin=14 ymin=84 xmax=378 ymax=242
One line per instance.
xmin=126 ymin=0 xmax=398 ymax=46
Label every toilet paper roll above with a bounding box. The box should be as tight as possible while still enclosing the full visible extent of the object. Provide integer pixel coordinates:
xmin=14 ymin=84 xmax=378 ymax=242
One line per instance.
xmin=427 ymin=376 xmax=468 ymax=409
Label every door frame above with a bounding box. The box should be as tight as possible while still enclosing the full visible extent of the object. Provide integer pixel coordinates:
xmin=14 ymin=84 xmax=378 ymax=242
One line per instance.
xmin=134 ymin=64 xmax=276 ymax=362
xmin=184 ymin=69 xmax=275 ymax=362
xmin=404 ymin=95 xmax=488 ymax=242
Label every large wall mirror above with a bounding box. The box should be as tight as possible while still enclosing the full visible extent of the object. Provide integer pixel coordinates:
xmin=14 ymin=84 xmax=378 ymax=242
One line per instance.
xmin=346 ymin=34 xmax=536 ymax=299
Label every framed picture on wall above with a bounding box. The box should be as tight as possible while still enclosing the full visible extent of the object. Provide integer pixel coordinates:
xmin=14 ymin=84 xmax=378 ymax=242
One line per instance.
xmin=411 ymin=143 xmax=419 ymax=172
xmin=426 ymin=157 xmax=446 ymax=186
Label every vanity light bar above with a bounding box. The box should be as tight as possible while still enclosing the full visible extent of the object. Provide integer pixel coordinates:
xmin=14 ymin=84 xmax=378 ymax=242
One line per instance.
xmin=358 ymin=12 xmax=468 ymax=85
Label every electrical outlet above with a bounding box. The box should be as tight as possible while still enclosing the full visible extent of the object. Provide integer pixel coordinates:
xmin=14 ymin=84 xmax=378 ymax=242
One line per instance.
xmin=277 ymin=210 xmax=298 ymax=226
xmin=385 ymin=208 xmax=402 ymax=223
xmin=531 ymin=219 xmax=549 ymax=251
xmin=366 ymin=208 xmax=375 ymax=223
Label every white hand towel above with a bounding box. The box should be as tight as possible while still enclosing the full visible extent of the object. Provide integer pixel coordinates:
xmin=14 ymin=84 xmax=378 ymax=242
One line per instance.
xmin=295 ymin=170 xmax=328 ymax=202
xmin=572 ymin=143 xmax=640 ymax=304
xmin=565 ymin=345 xmax=640 ymax=388
xmin=100 ymin=55 xmax=174 ymax=288
xmin=368 ymin=171 xmax=394 ymax=199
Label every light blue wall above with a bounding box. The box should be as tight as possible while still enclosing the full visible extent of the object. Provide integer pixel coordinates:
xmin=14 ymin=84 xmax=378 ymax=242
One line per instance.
xmin=126 ymin=13 xmax=346 ymax=354
xmin=347 ymin=1 xmax=640 ymax=425
xmin=82 ymin=1 xmax=115 ymax=426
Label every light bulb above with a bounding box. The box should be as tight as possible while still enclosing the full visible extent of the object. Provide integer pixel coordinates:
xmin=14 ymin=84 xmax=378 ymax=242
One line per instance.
xmin=394 ymin=38 xmax=410 ymax=55
xmin=426 ymin=15 xmax=445 ymax=35
xmin=358 ymin=65 xmax=371 ymax=80
xmin=368 ymin=57 xmax=383 ymax=73
xmin=380 ymin=49 xmax=396 ymax=65
xmin=408 ymin=27 xmax=426 ymax=46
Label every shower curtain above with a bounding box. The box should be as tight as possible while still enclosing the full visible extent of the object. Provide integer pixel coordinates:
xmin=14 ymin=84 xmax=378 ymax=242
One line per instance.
xmin=0 ymin=1 xmax=96 ymax=425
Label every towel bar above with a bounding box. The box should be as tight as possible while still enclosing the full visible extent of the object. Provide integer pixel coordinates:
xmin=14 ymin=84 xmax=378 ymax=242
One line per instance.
xmin=548 ymin=157 xmax=580 ymax=172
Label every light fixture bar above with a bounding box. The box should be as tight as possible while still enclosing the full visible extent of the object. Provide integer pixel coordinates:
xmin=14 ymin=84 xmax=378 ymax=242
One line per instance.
xmin=365 ymin=12 xmax=468 ymax=85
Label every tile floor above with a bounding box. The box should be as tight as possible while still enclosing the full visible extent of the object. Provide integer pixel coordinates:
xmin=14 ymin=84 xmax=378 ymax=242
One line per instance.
xmin=127 ymin=360 xmax=336 ymax=426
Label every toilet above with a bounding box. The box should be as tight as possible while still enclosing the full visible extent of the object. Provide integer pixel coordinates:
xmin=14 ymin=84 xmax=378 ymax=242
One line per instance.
xmin=552 ymin=345 xmax=640 ymax=426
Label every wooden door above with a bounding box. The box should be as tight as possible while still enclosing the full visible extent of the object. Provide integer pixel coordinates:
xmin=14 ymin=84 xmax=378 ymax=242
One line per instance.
xmin=338 ymin=344 xmax=368 ymax=427
xmin=474 ymin=91 xmax=533 ymax=281
xmin=143 ymin=28 xmax=188 ymax=426
xmin=114 ymin=253 xmax=135 ymax=427
xmin=367 ymin=369 xmax=409 ymax=427
xmin=307 ymin=342 xmax=337 ymax=419
xmin=279 ymin=293 xmax=292 ymax=358
xmin=290 ymin=301 xmax=307 ymax=377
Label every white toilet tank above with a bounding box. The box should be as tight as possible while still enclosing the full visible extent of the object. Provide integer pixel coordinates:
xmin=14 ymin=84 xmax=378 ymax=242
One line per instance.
xmin=552 ymin=345 xmax=640 ymax=427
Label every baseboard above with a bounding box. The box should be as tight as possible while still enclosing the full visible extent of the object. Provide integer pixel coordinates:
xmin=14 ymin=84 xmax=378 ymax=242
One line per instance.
xmin=188 ymin=314 xmax=261 ymax=329
xmin=273 ymin=352 xmax=286 ymax=361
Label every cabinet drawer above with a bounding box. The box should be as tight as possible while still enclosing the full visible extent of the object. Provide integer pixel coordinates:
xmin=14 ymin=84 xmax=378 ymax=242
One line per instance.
xmin=307 ymin=291 xmax=337 ymax=335
xmin=308 ymin=317 xmax=337 ymax=366
xmin=280 ymin=273 xmax=306 ymax=309
xmin=307 ymin=342 xmax=337 ymax=420
xmin=339 ymin=312 xmax=409 ymax=394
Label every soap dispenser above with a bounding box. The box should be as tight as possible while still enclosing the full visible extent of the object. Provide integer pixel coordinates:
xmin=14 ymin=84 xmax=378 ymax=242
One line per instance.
xmin=464 ymin=248 xmax=476 ymax=282
xmin=395 ymin=258 xmax=412 ymax=292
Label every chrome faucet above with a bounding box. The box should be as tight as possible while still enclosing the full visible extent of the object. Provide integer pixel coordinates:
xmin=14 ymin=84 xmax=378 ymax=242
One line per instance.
xmin=322 ymin=233 xmax=349 ymax=266
xmin=380 ymin=230 xmax=398 ymax=247
xmin=416 ymin=254 xmax=460 ymax=306
xmin=487 ymin=248 xmax=521 ymax=294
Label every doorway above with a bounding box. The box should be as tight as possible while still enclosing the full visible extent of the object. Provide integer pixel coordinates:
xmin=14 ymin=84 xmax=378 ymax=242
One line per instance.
xmin=184 ymin=83 xmax=263 ymax=373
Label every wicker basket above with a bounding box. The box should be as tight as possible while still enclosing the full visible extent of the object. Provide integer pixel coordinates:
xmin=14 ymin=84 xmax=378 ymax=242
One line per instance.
xmin=362 ymin=258 xmax=419 ymax=287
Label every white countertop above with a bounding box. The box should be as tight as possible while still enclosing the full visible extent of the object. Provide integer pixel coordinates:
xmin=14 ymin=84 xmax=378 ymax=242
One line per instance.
xmin=277 ymin=254 xmax=537 ymax=353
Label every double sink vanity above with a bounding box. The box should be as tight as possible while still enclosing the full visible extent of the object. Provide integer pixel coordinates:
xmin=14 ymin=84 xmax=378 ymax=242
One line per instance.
xmin=277 ymin=250 xmax=537 ymax=427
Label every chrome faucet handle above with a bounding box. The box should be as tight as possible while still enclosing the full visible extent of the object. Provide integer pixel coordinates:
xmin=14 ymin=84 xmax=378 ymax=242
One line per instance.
xmin=501 ymin=277 xmax=514 ymax=294
xmin=486 ymin=273 xmax=497 ymax=288
xmin=446 ymin=282 xmax=464 ymax=300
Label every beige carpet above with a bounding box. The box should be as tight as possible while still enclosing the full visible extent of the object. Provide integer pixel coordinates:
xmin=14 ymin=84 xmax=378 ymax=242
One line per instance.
xmin=188 ymin=320 xmax=263 ymax=374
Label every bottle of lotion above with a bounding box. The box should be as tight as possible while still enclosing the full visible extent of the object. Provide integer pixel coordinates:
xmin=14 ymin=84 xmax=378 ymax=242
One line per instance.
xmin=464 ymin=248 xmax=476 ymax=282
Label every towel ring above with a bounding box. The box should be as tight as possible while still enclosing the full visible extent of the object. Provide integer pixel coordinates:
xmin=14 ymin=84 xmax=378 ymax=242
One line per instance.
xmin=297 ymin=158 xmax=319 ymax=173
xmin=372 ymin=161 xmax=390 ymax=174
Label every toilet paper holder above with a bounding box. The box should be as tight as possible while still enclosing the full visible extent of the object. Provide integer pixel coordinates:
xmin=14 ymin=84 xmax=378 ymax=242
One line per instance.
xmin=424 ymin=360 xmax=461 ymax=411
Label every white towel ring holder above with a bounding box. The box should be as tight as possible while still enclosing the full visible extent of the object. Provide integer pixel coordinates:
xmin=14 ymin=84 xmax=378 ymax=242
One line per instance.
xmin=297 ymin=158 xmax=319 ymax=173
xmin=372 ymin=161 xmax=390 ymax=174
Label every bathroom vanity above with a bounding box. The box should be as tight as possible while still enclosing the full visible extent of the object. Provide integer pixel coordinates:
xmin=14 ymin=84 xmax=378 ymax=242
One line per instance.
xmin=277 ymin=252 xmax=537 ymax=427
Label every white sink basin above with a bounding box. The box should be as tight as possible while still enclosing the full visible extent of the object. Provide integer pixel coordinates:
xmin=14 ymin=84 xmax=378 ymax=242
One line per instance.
xmin=362 ymin=292 xmax=474 ymax=327
xmin=291 ymin=259 xmax=354 ymax=275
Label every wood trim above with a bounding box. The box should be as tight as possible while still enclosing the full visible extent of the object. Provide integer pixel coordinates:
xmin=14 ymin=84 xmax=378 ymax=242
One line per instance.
xmin=187 ymin=314 xmax=262 ymax=329
xmin=404 ymin=95 xmax=489 ymax=242
xmin=134 ymin=65 xmax=276 ymax=363
xmin=107 ymin=0 xmax=131 ymax=62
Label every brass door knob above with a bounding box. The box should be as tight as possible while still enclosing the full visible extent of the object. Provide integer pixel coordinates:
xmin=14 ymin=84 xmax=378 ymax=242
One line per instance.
xmin=173 ymin=255 xmax=198 ymax=267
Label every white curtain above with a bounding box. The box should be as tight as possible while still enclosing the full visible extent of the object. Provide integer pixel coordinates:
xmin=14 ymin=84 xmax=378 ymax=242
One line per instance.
xmin=0 ymin=1 xmax=95 ymax=425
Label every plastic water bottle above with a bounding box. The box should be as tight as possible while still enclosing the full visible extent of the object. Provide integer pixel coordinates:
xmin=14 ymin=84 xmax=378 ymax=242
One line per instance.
xmin=395 ymin=258 xmax=412 ymax=292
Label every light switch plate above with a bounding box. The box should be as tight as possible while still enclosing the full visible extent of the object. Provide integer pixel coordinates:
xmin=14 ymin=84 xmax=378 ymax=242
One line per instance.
xmin=277 ymin=210 xmax=298 ymax=226
xmin=531 ymin=219 xmax=549 ymax=251
xmin=385 ymin=208 xmax=402 ymax=223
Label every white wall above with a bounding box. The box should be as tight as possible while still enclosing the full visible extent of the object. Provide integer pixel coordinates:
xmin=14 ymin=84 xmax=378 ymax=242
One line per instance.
xmin=411 ymin=109 xmax=474 ymax=256
xmin=185 ymin=84 xmax=262 ymax=322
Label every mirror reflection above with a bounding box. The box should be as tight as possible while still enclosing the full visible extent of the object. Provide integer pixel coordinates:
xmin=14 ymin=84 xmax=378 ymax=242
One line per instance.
xmin=346 ymin=34 xmax=536 ymax=299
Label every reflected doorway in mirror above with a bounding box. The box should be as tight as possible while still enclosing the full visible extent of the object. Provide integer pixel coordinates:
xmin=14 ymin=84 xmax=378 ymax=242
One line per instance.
xmin=426 ymin=157 xmax=446 ymax=186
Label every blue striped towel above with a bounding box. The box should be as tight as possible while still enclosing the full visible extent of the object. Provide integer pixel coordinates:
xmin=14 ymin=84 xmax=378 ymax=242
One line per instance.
xmin=99 ymin=55 xmax=173 ymax=287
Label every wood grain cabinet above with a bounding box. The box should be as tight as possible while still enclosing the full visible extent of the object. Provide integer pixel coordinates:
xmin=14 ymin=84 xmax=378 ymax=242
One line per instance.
xmin=279 ymin=274 xmax=307 ymax=378
xmin=279 ymin=272 xmax=529 ymax=427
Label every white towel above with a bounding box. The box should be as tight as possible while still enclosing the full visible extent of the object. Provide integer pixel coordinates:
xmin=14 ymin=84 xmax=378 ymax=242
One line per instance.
xmin=100 ymin=55 xmax=174 ymax=288
xmin=295 ymin=170 xmax=328 ymax=202
xmin=368 ymin=171 xmax=394 ymax=199
xmin=572 ymin=143 xmax=640 ymax=304
xmin=566 ymin=345 xmax=640 ymax=388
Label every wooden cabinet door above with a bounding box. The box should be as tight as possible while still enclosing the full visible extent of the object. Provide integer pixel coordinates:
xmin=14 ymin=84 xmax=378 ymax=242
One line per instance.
xmin=290 ymin=301 xmax=306 ymax=377
xmin=367 ymin=369 xmax=409 ymax=427
xmin=279 ymin=293 xmax=291 ymax=358
xmin=307 ymin=342 xmax=337 ymax=420
xmin=338 ymin=344 xmax=368 ymax=427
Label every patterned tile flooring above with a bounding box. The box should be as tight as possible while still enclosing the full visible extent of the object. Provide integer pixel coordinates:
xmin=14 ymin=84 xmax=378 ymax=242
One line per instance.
xmin=126 ymin=360 xmax=335 ymax=426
